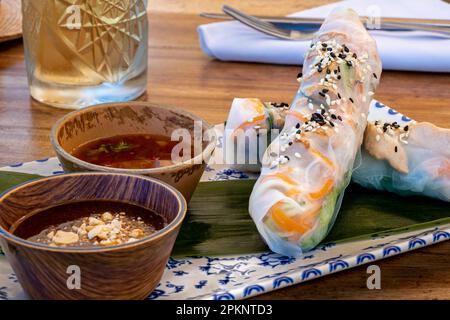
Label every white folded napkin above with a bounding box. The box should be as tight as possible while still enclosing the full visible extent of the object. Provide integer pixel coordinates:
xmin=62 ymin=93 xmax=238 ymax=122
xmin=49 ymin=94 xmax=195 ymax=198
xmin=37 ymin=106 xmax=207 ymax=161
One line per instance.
xmin=198 ymin=0 xmax=450 ymax=72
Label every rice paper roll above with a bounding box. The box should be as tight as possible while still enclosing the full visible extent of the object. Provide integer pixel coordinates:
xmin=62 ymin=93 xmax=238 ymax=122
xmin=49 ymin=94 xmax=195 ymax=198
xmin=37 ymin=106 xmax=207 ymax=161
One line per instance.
xmin=249 ymin=8 xmax=382 ymax=257
xmin=225 ymin=99 xmax=450 ymax=202
xmin=224 ymin=98 xmax=288 ymax=172
xmin=353 ymin=121 xmax=450 ymax=202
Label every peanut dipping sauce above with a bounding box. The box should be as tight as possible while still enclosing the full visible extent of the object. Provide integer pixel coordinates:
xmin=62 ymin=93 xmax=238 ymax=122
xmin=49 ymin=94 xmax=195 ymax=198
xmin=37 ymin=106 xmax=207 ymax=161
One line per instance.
xmin=10 ymin=200 xmax=167 ymax=247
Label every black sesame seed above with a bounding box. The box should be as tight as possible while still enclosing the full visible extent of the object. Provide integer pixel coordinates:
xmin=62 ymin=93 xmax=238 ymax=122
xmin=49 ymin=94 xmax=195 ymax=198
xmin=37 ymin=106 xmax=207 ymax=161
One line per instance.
xmin=322 ymin=43 xmax=327 ymax=47
xmin=311 ymin=113 xmax=326 ymax=125
xmin=326 ymin=69 xmax=331 ymax=74
xmin=349 ymin=98 xmax=354 ymax=103
xmin=337 ymin=75 xmax=341 ymax=80
xmin=334 ymin=69 xmax=338 ymax=74
xmin=337 ymin=115 xmax=343 ymax=121
xmin=321 ymin=47 xmax=326 ymax=52
xmin=337 ymin=93 xmax=342 ymax=99
xmin=295 ymin=123 xmax=301 ymax=129
xmin=322 ymin=89 xmax=329 ymax=93
xmin=337 ymin=66 xmax=341 ymax=72
xmin=321 ymin=109 xmax=326 ymax=115
xmin=319 ymin=92 xmax=325 ymax=97
xmin=373 ymin=73 xmax=378 ymax=79
xmin=395 ymin=146 xmax=398 ymax=153
xmin=404 ymin=125 xmax=409 ymax=131
xmin=327 ymin=47 xmax=332 ymax=51
xmin=329 ymin=121 xmax=335 ymax=127
xmin=285 ymin=156 xmax=290 ymax=161
xmin=296 ymin=130 xmax=301 ymax=134
xmin=317 ymin=67 xmax=323 ymax=73
xmin=289 ymin=142 xmax=293 ymax=146
xmin=344 ymin=46 xmax=349 ymax=52
xmin=352 ymin=53 xmax=357 ymax=58
xmin=330 ymin=52 xmax=336 ymax=58
xmin=297 ymin=72 xmax=303 ymax=79
xmin=347 ymin=61 xmax=352 ymax=67
xmin=331 ymin=114 xmax=337 ymax=120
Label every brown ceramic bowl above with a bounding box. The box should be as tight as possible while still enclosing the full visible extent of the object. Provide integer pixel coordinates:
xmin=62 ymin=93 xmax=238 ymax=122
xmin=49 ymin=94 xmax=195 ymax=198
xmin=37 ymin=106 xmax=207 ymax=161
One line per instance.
xmin=0 ymin=172 xmax=187 ymax=300
xmin=50 ymin=102 xmax=216 ymax=202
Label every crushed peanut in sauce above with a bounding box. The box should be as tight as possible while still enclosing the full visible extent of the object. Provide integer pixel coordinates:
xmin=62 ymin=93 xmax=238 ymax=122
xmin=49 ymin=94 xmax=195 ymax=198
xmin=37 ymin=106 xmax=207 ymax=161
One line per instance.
xmin=28 ymin=211 xmax=159 ymax=247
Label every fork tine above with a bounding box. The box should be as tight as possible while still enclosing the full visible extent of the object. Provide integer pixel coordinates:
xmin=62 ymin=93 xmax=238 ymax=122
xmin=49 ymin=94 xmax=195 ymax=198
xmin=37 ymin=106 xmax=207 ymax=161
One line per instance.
xmin=223 ymin=5 xmax=286 ymax=31
xmin=222 ymin=5 xmax=294 ymax=39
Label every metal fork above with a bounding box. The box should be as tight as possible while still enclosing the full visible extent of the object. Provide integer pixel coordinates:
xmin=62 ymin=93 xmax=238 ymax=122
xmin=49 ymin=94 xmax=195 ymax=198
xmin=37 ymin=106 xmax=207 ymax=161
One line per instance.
xmin=222 ymin=5 xmax=450 ymax=40
xmin=222 ymin=5 xmax=316 ymax=41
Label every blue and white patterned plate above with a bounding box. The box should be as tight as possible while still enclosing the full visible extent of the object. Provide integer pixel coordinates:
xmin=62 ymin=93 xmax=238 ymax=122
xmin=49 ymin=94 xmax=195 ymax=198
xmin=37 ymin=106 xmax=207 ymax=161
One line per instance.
xmin=0 ymin=100 xmax=449 ymax=300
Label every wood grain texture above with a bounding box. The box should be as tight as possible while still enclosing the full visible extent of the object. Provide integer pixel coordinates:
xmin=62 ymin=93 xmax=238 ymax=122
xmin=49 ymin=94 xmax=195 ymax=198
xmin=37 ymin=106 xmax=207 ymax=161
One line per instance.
xmin=0 ymin=1 xmax=449 ymax=299
xmin=0 ymin=0 xmax=22 ymax=43
xmin=149 ymin=0 xmax=336 ymax=15
xmin=0 ymin=172 xmax=186 ymax=300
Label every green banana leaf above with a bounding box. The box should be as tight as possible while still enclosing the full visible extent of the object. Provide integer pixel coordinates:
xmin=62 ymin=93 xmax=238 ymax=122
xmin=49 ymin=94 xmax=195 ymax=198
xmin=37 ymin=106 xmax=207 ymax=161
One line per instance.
xmin=0 ymin=172 xmax=449 ymax=257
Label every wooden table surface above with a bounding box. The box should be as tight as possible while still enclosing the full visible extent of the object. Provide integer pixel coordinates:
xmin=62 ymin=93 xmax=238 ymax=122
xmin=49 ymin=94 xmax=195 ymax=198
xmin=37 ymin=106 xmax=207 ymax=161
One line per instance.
xmin=0 ymin=7 xmax=449 ymax=300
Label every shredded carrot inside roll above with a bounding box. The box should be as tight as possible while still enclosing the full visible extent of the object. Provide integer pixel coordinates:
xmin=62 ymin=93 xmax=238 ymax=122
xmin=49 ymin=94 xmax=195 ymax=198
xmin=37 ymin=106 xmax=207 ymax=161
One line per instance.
xmin=262 ymin=172 xmax=299 ymax=185
xmin=284 ymin=188 xmax=301 ymax=197
xmin=232 ymin=114 xmax=266 ymax=136
xmin=309 ymin=178 xmax=334 ymax=200
xmin=249 ymin=99 xmax=265 ymax=114
xmin=287 ymin=110 xmax=308 ymax=122
xmin=309 ymin=148 xmax=335 ymax=169
xmin=269 ymin=202 xmax=310 ymax=234
xmin=269 ymin=202 xmax=321 ymax=235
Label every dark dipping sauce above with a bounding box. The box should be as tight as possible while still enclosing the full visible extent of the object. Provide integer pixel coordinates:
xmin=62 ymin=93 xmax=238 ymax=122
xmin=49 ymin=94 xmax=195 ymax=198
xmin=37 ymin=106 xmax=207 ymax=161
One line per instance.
xmin=10 ymin=200 xmax=167 ymax=248
xmin=71 ymin=134 xmax=195 ymax=169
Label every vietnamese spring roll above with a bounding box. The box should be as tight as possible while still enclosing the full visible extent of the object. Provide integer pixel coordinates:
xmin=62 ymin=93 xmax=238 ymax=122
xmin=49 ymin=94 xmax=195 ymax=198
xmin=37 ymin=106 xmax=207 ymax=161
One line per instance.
xmin=225 ymin=98 xmax=450 ymax=202
xmin=224 ymin=98 xmax=288 ymax=172
xmin=248 ymin=9 xmax=382 ymax=257
xmin=352 ymin=121 xmax=450 ymax=202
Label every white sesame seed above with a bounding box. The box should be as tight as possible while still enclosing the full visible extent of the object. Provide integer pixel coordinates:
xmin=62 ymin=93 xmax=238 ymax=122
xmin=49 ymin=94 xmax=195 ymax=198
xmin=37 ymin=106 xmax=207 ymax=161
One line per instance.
xmin=295 ymin=152 xmax=302 ymax=158
xmin=368 ymin=91 xmax=374 ymax=96
xmin=308 ymin=103 xmax=314 ymax=110
xmin=376 ymin=135 xmax=381 ymax=142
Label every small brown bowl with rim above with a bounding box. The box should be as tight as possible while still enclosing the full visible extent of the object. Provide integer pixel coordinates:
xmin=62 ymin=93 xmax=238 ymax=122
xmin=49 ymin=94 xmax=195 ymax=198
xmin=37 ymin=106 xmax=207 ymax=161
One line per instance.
xmin=50 ymin=102 xmax=216 ymax=203
xmin=0 ymin=172 xmax=187 ymax=300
